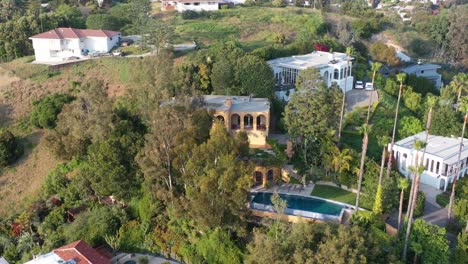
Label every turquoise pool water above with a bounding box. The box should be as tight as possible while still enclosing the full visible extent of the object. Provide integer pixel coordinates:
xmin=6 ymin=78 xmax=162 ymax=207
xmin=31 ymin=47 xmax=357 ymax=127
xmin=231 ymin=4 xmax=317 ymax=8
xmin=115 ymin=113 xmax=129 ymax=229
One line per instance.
xmin=251 ymin=192 xmax=344 ymax=216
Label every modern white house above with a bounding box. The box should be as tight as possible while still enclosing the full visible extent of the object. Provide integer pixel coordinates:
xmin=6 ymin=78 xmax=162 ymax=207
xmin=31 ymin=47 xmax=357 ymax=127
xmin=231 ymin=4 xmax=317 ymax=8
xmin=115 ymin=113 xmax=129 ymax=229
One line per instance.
xmin=161 ymin=0 xmax=229 ymax=12
xmin=402 ymin=63 xmax=442 ymax=89
xmin=267 ymin=51 xmax=354 ymax=101
xmin=29 ymin=28 xmax=121 ymax=63
xmin=391 ymin=132 xmax=468 ymax=191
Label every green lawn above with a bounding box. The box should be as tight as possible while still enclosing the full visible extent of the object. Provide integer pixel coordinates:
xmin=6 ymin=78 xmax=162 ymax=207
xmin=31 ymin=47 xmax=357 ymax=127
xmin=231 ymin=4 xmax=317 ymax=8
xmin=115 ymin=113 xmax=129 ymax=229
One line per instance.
xmin=311 ymin=184 xmax=372 ymax=209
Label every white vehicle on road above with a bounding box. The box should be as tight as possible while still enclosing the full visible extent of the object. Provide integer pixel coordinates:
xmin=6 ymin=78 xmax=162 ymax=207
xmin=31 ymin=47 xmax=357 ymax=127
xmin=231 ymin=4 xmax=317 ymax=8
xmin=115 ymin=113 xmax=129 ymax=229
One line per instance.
xmin=365 ymin=82 xmax=374 ymax=91
xmin=355 ymin=81 xmax=364 ymax=89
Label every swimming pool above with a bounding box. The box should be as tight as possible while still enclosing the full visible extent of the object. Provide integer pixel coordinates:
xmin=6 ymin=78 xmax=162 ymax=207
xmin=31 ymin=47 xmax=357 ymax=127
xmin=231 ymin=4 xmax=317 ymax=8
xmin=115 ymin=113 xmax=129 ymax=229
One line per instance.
xmin=250 ymin=192 xmax=347 ymax=222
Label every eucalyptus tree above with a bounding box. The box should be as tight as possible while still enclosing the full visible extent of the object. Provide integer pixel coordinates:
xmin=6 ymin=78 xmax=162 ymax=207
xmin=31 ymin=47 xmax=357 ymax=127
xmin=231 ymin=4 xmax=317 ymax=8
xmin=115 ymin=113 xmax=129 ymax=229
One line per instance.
xmin=355 ymin=123 xmax=372 ymax=211
xmin=403 ymin=139 xmax=426 ymax=259
xmin=448 ymin=96 xmax=468 ymax=221
xmin=366 ymin=62 xmax=382 ymax=122
xmin=338 ymin=47 xmax=354 ymax=144
xmin=453 ymin=73 xmax=468 ymax=110
xmin=386 ymin=73 xmax=406 ymax=178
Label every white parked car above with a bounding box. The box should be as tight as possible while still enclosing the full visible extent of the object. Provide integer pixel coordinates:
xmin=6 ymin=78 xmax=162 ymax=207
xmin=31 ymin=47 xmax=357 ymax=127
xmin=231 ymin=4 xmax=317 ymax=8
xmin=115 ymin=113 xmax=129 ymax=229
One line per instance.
xmin=355 ymin=81 xmax=364 ymax=89
xmin=365 ymin=82 xmax=374 ymax=91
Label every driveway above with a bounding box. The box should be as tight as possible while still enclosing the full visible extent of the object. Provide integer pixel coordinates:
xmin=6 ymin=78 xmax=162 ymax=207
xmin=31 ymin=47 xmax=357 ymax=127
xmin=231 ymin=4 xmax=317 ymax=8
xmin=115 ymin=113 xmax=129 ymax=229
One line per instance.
xmin=346 ymin=89 xmax=378 ymax=112
xmin=418 ymin=183 xmax=448 ymax=227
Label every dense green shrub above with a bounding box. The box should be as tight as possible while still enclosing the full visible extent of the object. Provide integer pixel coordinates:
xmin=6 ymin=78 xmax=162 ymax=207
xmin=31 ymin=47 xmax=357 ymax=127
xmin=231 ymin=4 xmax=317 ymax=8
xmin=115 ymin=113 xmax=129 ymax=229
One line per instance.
xmin=30 ymin=93 xmax=75 ymax=129
xmin=436 ymin=192 xmax=450 ymax=207
xmin=0 ymin=129 xmax=23 ymax=168
xmin=414 ymin=191 xmax=425 ymax=218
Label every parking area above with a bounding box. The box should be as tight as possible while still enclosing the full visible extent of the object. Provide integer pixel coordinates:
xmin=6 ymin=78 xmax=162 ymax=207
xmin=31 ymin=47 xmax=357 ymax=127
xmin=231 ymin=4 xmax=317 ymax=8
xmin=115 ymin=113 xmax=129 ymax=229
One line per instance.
xmin=346 ymin=89 xmax=378 ymax=112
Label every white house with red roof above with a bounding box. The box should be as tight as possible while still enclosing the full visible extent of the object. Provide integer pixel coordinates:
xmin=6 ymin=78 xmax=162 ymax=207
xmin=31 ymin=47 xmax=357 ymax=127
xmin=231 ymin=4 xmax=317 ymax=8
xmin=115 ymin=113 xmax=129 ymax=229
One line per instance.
xmin=24 ymin=240 xmax=110 ymax=264
xmin=29 ymin=28 xmax=121 ymax=63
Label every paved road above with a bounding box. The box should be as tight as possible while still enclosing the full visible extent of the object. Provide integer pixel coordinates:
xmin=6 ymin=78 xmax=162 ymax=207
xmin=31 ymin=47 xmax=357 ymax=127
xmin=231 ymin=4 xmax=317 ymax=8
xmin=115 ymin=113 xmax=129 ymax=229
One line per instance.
xmin=346 ymin=89 xmax=378 ymax=112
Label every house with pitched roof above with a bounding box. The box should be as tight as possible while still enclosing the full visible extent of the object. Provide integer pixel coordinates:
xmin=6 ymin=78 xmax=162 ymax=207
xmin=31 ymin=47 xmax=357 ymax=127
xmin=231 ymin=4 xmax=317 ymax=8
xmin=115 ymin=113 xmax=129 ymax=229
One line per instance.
xmin=402 ymin=63 xmax=442 ymax=89
xmin=391 ymin=132 xmax=468 ymax=191
xmin=29 ymin=28 xmax=121 ymax=63
xmin=24 ymin=240 xmax=110 ymax=264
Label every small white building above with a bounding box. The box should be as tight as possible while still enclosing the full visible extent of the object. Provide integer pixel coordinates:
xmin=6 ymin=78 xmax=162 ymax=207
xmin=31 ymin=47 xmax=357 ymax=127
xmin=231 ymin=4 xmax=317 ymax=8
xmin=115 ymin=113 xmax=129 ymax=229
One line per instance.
xmin=29 ymin=28 xmax=121 ymax=63
xmin=391 ymin=132 xmax=468 ymax=191
xmin=267 ymin=51 xmax=354 ymax=101
xmin=402 ymin=63 xmax=442 ymax=89
xmin=162 ymin=0 xmax=228 ymax=12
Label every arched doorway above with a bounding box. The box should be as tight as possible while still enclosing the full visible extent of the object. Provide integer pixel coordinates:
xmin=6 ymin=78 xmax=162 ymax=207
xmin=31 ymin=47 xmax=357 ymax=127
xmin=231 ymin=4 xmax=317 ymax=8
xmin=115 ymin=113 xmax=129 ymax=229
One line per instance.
xmin=244 ymin=114 xmax=253 ymax=130
xmin=267 ymin=170 xmax=274 ymax=183
xmin=231 ymin=114 xmax=240 ymax=130
xmin=439 ymin=179 xmax=446 ymax=190
xmin=256 ymin=115 xmax=266 ymax=131
xmin=254 ymin=171 xmax=263 ymax=186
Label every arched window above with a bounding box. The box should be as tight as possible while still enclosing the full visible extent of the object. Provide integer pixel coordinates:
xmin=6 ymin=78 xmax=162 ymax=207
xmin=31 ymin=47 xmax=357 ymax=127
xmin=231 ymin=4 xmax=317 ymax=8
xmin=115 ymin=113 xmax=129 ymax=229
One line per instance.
xmin=322 ymin=71 xmax=329 ymax=83
xmin=340 ymin=68 xmax=344 ymax=79
xmin=267 ymin=170 xmax=274 ymax=183
xmin=231 ymin=114 xmax=240 ymax=130
xmin=255 ymin=171 xmax=263 ymax=186
xmin=256 ymin=115 xmax=267 ymax=131
xmin=216 ymin=115 xmax=225 ymax=124
xmin=334 ymin=69 xmax=339 ymax=80
xmin=244 ymin=114 xmax=253 ymax=130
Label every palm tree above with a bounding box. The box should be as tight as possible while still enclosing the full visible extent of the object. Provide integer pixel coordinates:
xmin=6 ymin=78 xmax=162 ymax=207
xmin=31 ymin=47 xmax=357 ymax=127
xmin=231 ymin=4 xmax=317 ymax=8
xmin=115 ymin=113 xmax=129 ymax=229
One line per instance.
xmin=366 ymin=62 xmax=383 ymax=123
xmin=397 ymin=177 xmax=410 ymax=233
xmin=377 ymin=135 xmax=390 ymax=186
xmin=403 ymin=139 xmax=426 ymax=259
xmin=453 ymin=73 xmax=468 ymax=110
xmin=410 ymin=242 xmax=423 ymax=264
xmin=355 ymin=123 xmax=372 ymax=211
xmin=330 ymin=148 xmax=353 ymax=182
xmin=386 ymin=73 xmax=407 ymax=178
xmin=448 ymin=96 xmax=468 ymax=221
xmin=338 ymin=47 xmax=353 ymax=144
xmin=406 ymin=95 xmax=438 ymax=217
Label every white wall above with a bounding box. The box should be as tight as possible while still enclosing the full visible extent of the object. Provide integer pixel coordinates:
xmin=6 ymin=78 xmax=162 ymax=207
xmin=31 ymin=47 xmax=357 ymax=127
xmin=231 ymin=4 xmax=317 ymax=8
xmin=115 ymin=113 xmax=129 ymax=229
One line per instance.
xmin=177 ymin=2 xmax=219 ymax=12
xmin=32 ymin=36 xmax=118 ymax=62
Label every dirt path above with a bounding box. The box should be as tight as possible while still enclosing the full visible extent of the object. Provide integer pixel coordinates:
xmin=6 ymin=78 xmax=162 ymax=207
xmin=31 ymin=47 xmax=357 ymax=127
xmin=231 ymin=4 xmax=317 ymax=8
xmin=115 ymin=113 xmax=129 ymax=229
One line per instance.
xmin=371 ymin=32 xmax=406 ymax=52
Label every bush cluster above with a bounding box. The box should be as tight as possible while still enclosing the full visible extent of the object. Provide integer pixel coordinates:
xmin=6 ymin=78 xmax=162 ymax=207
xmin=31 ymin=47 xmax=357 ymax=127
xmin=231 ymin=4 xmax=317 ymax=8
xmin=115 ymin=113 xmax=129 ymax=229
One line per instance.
xmin=30 ymin=93 xmax=75 ymax=129
xmin=0 ymin=129 xmax=23 ymax=168
xmin=414 ymin=191 xmax=426 ymax=218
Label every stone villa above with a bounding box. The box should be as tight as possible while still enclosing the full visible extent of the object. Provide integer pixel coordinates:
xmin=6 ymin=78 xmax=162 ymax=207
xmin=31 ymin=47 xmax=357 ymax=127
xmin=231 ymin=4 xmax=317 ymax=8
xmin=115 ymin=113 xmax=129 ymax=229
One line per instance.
xmin=203 ymin=95 xmax=270 ymax=148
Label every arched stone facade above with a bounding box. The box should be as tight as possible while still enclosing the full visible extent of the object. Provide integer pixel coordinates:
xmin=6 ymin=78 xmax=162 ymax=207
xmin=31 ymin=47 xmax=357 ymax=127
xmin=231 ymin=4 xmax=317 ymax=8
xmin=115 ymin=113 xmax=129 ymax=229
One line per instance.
xmin=253 ymin=165 xmax=281 ymax=187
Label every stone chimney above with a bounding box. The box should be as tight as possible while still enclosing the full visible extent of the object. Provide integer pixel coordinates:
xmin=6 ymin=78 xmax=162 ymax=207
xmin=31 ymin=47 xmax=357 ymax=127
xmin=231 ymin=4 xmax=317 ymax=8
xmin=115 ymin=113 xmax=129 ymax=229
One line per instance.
xmin=225 ymin=97 xmax=232 ymax=107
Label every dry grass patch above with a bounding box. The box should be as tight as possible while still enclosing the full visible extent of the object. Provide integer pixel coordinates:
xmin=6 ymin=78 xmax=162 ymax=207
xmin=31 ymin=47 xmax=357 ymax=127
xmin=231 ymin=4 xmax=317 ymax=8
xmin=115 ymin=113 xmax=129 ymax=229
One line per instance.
xmin=0 ymin=131 xmax=60 ymax=217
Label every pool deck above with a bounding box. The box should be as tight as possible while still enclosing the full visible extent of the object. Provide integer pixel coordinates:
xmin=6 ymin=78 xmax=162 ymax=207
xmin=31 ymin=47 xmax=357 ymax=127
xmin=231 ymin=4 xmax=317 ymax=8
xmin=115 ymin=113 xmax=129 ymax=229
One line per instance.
xmin=251 ymin=182 xmax=315 ymax=196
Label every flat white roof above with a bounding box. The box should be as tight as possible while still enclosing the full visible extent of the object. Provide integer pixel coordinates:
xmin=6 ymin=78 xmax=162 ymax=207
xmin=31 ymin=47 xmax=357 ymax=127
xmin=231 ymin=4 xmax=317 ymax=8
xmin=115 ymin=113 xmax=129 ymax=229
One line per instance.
xmin=203 ymin=95 xmax=270 ymax=113
xmin=24 ymin=252 xmax=63 ymax=264
xmin=394 ymin=132 xmax=468 ymax=165
xmin=267 ymin=51 xmax=351 ymax=70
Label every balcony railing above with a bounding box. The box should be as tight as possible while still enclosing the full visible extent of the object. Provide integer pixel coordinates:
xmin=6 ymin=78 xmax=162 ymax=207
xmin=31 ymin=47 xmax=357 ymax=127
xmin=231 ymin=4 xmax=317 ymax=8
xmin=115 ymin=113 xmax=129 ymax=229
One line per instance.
xmin=231 ymin=124 xmax=240 ymax=130
xmin=257 ymin=124 xmax=266 ymax=131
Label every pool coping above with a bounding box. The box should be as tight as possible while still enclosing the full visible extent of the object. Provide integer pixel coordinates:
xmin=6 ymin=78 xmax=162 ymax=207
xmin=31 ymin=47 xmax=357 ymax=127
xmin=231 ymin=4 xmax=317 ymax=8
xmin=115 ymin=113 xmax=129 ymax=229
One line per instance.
xmin=249 ymin=191 xmax=366 ymax=223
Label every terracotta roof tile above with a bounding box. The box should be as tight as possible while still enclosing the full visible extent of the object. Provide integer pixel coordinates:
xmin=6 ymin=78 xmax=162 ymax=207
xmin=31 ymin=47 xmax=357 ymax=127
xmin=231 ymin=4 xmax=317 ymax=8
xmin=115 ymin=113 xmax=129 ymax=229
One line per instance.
xmin=30 ymin=28 xmax=120 ymax=39
xmin=53 ymin=240 xmax=110 ymax=264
